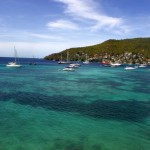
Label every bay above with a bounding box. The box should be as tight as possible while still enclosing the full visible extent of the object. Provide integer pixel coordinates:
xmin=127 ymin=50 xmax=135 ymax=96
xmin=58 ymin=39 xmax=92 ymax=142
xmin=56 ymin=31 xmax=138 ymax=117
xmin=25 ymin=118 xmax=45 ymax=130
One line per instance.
xmin=0 ymin=57 xmax=150 ymax=150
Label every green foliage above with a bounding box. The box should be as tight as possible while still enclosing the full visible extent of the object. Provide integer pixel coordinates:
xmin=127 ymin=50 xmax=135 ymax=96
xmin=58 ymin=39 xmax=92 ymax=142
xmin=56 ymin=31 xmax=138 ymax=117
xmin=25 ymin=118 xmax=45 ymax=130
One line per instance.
xmin=44 ymin=37 xmax=150 ymax=61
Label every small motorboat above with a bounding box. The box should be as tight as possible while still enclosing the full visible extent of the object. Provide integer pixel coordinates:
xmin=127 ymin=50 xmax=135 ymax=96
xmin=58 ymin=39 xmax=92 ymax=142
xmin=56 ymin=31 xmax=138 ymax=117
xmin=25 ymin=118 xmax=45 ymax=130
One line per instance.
xmin=124 ymin=66 xmax=136 ymax=70
xmin=139 ymin=64 xmax=147 ymax=68
xmin=110 ymin=62 xmax=122 ymax=67
xmin=63 ymin=66 xmax=75 ymax=71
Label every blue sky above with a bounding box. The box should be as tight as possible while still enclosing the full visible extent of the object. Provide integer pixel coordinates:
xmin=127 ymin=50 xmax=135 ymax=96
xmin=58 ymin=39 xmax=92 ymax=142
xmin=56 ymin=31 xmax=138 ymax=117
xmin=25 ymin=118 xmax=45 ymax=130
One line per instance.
xmin=0 ymin=0 xmax=150 ymax=58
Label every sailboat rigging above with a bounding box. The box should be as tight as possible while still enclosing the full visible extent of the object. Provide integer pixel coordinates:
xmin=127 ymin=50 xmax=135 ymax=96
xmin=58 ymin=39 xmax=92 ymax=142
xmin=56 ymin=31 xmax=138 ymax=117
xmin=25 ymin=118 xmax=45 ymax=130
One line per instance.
xmin=6 ymin=47 xmax=22 ymax=67
xmin=83 ymin=54 xmax=89 ymax=64
xmin=58 ymin=51 xmax=70 ymax=64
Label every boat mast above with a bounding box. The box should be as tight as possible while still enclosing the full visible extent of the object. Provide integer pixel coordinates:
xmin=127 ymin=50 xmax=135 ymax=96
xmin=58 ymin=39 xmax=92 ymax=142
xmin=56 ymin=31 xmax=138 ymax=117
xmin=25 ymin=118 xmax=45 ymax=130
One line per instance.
xmin=60 ymin=54 xmax=62 ymax=61
xmin=14 ymin=46 xmax=20 ymax=64
xmin=67 ymin=51 xmax=69 ymax=63
xmin=14 ymin=46 xmax=17 ymax=63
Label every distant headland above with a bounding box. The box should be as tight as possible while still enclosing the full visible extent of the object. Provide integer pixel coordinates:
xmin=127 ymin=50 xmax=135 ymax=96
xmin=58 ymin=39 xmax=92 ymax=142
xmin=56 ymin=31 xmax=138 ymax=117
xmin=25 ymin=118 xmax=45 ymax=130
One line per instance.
xmin=44 ymin=37 xmax=150 ymax=64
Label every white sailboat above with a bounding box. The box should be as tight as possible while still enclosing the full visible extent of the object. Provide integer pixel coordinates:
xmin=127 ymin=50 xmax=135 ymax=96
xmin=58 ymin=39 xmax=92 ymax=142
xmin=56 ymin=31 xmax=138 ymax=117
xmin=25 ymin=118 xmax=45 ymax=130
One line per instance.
xmin=58 ymin=51 xmax=70 ymax=64
xmin=83 ymin=54 xmax=89 ymax=64
xmin=6 ymin=47 xmax=22 ymax=67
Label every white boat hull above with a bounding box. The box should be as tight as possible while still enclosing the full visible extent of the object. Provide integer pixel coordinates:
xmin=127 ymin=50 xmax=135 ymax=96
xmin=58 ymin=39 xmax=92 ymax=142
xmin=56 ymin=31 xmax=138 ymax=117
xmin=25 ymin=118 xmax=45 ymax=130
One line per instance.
xmin=6 ymin=64 xmax=21 ymax=67
xmin=63 ymin=67 xmax=75 ymax=71
xmin=124 ymin=66 xmax=136 ymax=70
xmin=110 ymin=63 xmax=121 ymax=67
xmin=6 ymin=62 xmax=21 ymax=67
xmin=83 ymin=61 xmax=89 ymax=64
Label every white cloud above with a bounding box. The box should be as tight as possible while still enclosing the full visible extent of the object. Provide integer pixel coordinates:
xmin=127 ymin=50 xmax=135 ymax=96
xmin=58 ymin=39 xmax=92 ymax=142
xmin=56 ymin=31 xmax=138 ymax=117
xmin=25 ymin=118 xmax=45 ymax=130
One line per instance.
xmin=27 ymin=33 xmax=62 ymax=40
xmin=47 ymin=19 xmax=79 ymax=30
xmin=54 ymin=0 xmax=124 ymax=32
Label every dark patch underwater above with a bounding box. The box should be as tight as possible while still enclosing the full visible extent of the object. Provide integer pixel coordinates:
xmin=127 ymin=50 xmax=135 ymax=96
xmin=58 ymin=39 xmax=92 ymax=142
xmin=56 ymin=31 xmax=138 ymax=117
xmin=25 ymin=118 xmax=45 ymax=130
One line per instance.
xmin=1 ymin=92 xmax=150 ymax=122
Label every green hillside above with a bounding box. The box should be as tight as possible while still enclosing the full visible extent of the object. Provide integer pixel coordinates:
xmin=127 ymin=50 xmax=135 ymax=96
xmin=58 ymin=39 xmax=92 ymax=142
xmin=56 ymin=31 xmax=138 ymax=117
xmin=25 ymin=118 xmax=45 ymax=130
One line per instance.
xmin=44 ymin=37 xmax=150 ymax=63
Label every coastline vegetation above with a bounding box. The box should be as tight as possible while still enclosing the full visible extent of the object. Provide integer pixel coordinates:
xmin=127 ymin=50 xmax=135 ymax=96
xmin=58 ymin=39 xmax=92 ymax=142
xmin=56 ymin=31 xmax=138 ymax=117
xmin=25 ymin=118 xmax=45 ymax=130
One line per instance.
xmin=44 ymin=37 xmax=150 ymax=64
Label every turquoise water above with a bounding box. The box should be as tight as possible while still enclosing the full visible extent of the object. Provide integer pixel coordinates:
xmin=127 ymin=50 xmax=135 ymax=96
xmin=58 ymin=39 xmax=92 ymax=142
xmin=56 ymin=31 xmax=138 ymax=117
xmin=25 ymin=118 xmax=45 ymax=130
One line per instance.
xmin=0 ymin=58 xmax=150 ymax=150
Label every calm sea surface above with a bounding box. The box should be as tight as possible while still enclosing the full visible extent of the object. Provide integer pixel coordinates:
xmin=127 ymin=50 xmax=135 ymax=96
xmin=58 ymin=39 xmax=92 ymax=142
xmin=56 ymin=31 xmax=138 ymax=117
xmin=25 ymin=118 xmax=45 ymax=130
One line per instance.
xmin=0 ymin=57 xmax=150 ymax=150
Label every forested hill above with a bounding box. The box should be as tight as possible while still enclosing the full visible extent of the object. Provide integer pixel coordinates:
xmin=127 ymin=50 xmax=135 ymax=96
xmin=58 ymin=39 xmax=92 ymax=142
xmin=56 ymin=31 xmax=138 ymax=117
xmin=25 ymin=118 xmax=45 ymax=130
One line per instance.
xmin=44 ymin=37 xmax=150 ymax=63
